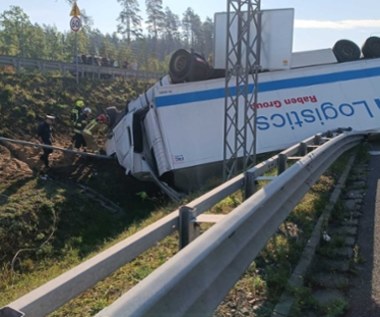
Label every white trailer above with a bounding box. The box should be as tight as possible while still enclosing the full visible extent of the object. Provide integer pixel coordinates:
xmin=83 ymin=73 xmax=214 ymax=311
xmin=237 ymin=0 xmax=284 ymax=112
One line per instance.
xmin=105 ymin=9 xmax=380 ymax=193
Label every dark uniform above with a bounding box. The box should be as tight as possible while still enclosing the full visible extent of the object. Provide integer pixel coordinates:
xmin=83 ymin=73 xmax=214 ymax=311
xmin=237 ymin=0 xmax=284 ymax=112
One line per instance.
xmin=37 ymin=116 xmax=54 ymax=167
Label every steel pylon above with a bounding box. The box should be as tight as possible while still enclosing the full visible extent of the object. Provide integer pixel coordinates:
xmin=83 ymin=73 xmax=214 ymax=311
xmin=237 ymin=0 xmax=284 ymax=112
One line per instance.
xmin=223 ymin=0 xmax=261 ymax=180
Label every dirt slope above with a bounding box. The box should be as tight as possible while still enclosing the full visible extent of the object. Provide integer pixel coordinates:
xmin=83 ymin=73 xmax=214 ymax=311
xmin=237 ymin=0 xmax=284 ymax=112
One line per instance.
xmin=0 ymin=73 xmax=162 ymax=273
xmin=0 ymin=72 xmax=151 ymax=180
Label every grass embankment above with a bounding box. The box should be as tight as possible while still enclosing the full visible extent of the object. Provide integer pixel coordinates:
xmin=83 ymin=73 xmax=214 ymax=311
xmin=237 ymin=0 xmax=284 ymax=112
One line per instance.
xmin=0 ymin=72 xmax=150 ymax=139
xmin=0 ymin=72 xmax=171 ymax=310
xmin=0 ymin=145 xmax=363 ymax=316
xmin=0 ymin=176 xmax=175 ymax=309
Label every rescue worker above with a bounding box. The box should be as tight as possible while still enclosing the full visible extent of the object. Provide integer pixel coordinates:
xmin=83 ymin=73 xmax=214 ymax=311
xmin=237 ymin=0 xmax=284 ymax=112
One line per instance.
xmin=71 ymin=99 xmax=85 ymax=124
xmin=82 ymin=113 xmax=110 ymax=151
xmin=37 ymin=114 xmax=55 ymax=168
xmin=73 ymin=107 xmax=92 ymax=151
xmin=69 ymin=99 xmax=86 ymax=147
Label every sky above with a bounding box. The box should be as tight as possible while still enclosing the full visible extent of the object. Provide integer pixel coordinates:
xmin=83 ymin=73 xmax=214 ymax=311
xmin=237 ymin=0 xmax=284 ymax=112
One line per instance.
xmin=1 ymin=0 xmax=380 ymax=52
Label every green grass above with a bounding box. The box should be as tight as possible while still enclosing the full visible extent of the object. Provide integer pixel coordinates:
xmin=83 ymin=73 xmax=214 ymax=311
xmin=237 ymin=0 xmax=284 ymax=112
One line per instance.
xmin=0 ymin=174 xmax=176 ymax=308
xmin=0 ymin=148 xmax=361 ymax=316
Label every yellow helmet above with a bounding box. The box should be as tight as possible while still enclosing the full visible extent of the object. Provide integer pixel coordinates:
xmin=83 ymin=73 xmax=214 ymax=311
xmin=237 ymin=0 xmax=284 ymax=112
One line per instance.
xmin=75 ymin=100 xmax=85 ymax=108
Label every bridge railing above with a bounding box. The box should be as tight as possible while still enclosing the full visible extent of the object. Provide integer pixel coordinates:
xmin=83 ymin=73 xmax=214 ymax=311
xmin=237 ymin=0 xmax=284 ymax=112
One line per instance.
xmin=0 ymin=55 xmax=163 ymax=80
xmin=0 ymin=129 xmax=364 ymax=317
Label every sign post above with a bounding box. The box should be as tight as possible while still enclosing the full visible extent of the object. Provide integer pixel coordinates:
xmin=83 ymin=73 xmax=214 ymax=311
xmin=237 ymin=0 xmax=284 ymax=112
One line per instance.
xmin=70 ymin=2 xmax=81 ymax=83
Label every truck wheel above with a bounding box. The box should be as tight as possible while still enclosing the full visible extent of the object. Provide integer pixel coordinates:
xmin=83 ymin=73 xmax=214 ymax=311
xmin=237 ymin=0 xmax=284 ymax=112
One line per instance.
xmin=169 ymin=49 xmax=210 ymax=83
xmin=169 ymin=49 xmax=191 ymax=83
xmin=362 ymin=36 xmax=380 ymax=58
xmin=333 ymin=39 xmax=361 ymax=62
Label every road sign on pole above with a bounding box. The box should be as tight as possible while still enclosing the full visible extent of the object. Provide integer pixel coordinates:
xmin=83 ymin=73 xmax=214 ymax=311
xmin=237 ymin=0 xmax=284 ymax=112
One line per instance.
xmin=70 ymin=16 xmax=82 ymax=32
xmin=70 ymin=2 xmax=81 ymax=84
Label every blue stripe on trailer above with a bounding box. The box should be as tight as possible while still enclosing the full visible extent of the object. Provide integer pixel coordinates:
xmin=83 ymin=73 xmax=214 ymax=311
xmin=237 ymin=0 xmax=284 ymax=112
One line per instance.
xmin=155 ymin=66 xmax=380 ymax=107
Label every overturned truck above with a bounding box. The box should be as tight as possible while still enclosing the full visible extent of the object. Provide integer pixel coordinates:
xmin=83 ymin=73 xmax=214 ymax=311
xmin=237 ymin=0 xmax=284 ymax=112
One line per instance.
xmin=105 ymin=9 xmax=380 ymax=193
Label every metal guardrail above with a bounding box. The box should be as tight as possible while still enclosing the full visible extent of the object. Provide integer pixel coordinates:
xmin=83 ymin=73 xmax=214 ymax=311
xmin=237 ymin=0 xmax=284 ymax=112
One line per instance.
xmin=0 ymin=55 xmax=163 ymax=80
xmin=0 ymin=137 xmax=112 ymax=160
xmin=0 ymin=129 xmax=364 ymax=317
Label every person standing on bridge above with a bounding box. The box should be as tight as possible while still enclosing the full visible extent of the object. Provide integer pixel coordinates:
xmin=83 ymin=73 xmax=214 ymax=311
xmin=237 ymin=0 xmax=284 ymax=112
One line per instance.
xmin=37 ymin=114 xmax=55 ymax=168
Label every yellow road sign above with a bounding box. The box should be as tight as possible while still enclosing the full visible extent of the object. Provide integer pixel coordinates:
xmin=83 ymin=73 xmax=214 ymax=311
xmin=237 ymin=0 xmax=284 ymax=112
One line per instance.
xmin=70 ymin=2 xmax=81 ymax=17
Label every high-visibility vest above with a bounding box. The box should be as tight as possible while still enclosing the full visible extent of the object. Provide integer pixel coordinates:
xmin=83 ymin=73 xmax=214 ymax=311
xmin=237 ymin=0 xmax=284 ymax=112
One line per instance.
xmin=71 ymin=102 xmax=85 ymax=124
xmin=83 ymin=119 xmax=98 ymax=136
xmin=83 ymin=118 xmax=108 ymax=135
xmin=71 ymin=106 xmax=81 ymax=124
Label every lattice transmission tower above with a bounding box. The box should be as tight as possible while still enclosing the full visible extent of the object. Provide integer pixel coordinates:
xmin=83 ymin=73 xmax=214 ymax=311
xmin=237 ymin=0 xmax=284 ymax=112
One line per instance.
xmin=223 ymin=0 xmax=261 ymax=180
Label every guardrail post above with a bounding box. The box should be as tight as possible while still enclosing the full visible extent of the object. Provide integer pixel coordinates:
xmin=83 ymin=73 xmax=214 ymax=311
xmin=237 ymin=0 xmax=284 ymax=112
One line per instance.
xmin=244 ymin=170 xmax=258 ymax=199
xmin=278 ymin=153 xmax=287 ymax=174
xmin=179 ymin=206 xmax=199 ymax=249
xmin=15 ymin=59 xmax=20 ymax=72
xmin=299 ymin=142 xmax=308 ymax=156
xmin=314 ymin=134 xmax=322 ymax=145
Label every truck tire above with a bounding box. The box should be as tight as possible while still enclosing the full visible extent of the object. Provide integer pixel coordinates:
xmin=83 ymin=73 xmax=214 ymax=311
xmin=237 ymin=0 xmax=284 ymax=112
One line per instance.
xmin=169 ymin=49 xmax=210 ymax=83
xmin=362 ymin=36 xmax=380 ymax=58
xmin=169 ymin=49 xmax=191 ymax=83
xmin=333 ymin=39 xmax=361 ymax=62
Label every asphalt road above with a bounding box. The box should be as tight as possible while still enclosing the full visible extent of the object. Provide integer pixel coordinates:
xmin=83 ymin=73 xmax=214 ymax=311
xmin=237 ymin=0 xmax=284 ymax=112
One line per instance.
xmin=345 ymin=141 xmax=380 ymax=317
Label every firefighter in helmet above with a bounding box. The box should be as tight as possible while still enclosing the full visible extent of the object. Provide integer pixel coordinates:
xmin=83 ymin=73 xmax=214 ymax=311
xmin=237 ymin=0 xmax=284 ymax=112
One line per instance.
xmin=71 ymin=99 xmax=85 ymax=125
xmin=73 ymin=107 xmax=92 ymax=150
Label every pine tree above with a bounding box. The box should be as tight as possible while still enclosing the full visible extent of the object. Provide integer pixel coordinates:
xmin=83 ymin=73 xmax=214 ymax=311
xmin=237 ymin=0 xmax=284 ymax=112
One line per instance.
xmin=117 ymin=0 xmax=142 ymax=43
xmin=0 ymin=6 xmax=32 ymax=56
xmin=145 ymin=0 xmax=165 ymax=39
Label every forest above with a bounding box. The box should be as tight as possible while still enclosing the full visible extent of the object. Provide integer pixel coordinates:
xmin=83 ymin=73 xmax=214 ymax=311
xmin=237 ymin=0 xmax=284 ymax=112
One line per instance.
xmin=0 ymin=0 xmax=214 ymax=72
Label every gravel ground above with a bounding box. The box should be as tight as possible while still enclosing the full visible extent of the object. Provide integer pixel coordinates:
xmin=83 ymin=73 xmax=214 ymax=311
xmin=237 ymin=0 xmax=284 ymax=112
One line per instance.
xmin=345 ymin=141 xmax=380 ymax=317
